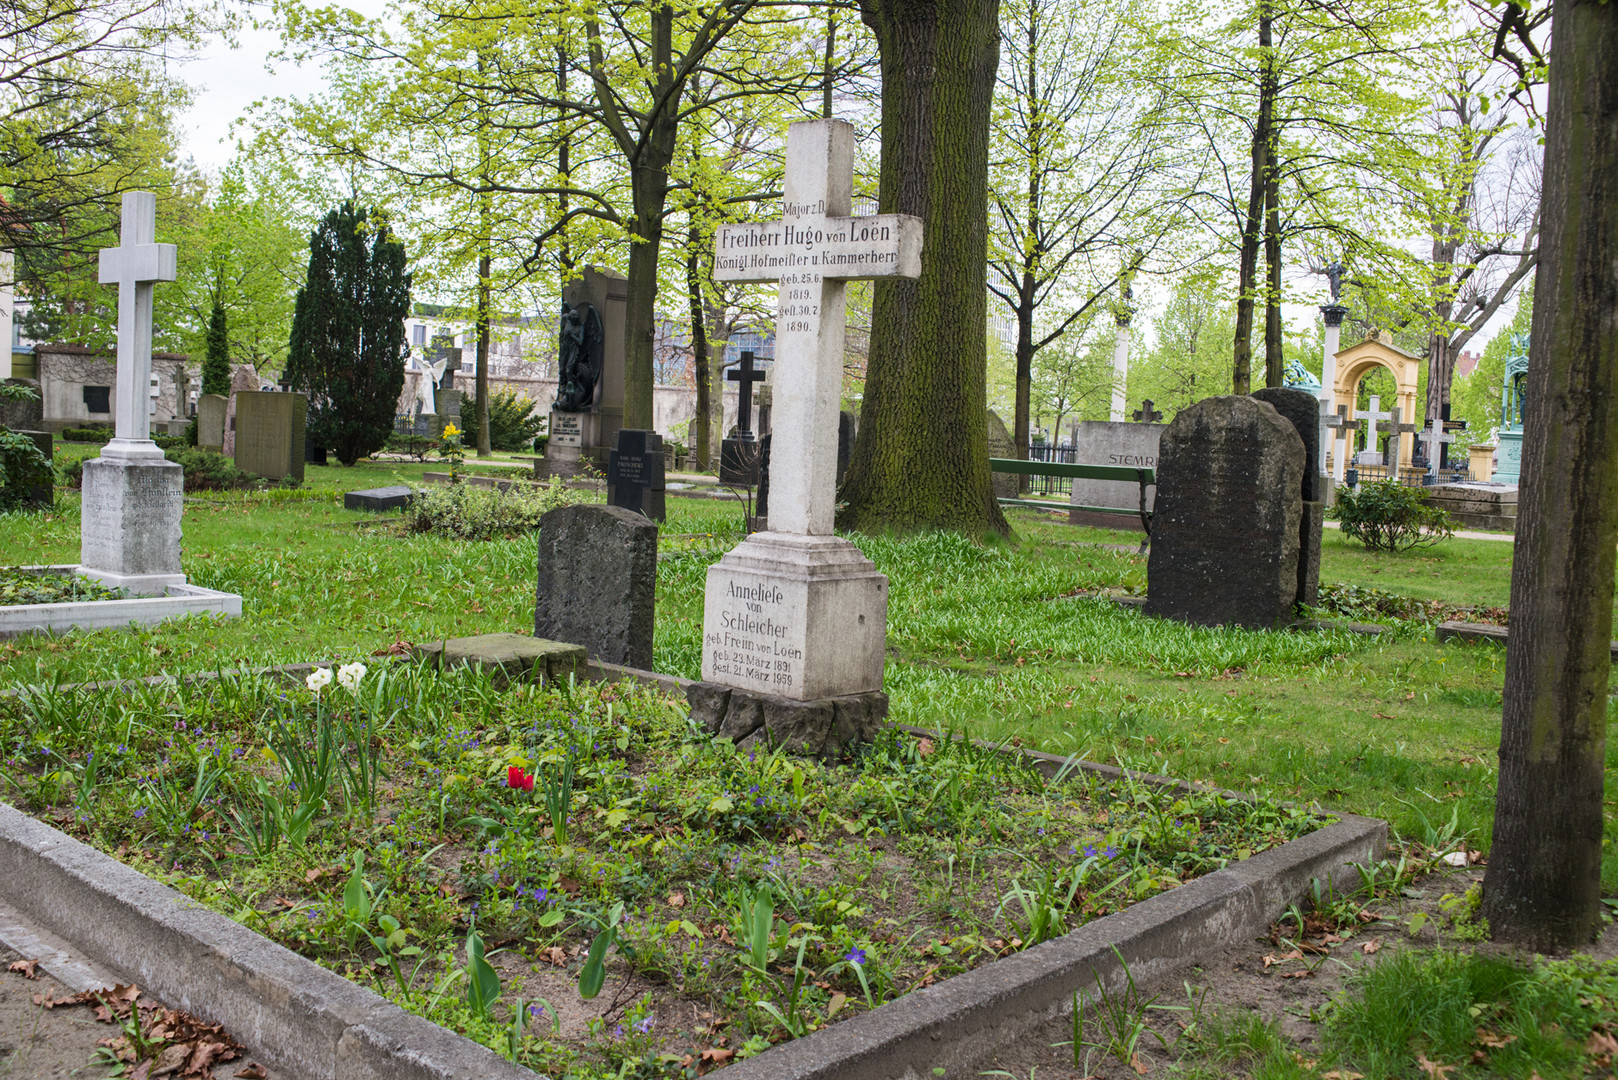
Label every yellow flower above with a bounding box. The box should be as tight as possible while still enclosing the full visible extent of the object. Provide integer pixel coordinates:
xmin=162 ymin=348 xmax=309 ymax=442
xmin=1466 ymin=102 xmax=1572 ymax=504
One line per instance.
xmin=442 ymin=423 xmax=461 ymax=439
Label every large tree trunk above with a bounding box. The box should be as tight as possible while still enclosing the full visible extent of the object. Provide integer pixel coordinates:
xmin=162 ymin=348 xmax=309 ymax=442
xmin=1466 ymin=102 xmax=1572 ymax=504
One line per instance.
xmin=1482 ymin=0 xmax=1618 ymax=951
xmin=624 ymin=166 xmax=670 ymax=431
xmin=1013 ymin=8 xmax=1039 ymax=470
xmin=687 ymin=238 xmax=712 ymax=470
xmin=1014 ymin=284 xmax=1035 ymax=494
xmin=1231 ymin=2 xmax=1273 ymax=396
xmin=841 ymin=0 xmax=1008 ymax=536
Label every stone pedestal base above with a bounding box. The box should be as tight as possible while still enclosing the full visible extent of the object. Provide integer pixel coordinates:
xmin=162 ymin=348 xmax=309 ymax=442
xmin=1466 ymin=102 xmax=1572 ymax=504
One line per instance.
xmin=1494 ymin=429 xmax=1523 ymax=482
xmin=686 ymin=682 xmax=888 ymax=761
xmin=701 ymin=532 xmax=887 ymax=702
xmin=79 ymin=456 xmax=184 ymax=597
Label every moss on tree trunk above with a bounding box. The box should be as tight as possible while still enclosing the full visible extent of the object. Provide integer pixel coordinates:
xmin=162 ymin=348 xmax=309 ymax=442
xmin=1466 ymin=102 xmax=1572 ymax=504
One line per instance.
xmin=840 ymin=0 xmax=1009 ymax=536
xmin=1483 ymin=0 xmax=1618 ymax=951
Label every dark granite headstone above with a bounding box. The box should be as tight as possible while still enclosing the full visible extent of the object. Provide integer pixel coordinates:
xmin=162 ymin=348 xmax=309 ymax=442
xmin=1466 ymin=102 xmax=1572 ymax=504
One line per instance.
xmin=13 ymin=431 xmax=53 ymax=509
xmin=535 ymin=504 xmax=658 ymax=669
xmin=837 ymin=411 xmax=855 ymax=484
xmin=606 ymin=428 xmax=666 ymax=521
xmin=345 ymin=485 xmax=414 ymax=511
xmin=719 ymin=434 xmax=762 ymax=485
xmin=1145 ymin=396 xmax=1304 ymax=629
xmin=1 ymin=379 xmax=44 ymax=432
xmin=1252 ymin=386 xmax=1323 ymax=606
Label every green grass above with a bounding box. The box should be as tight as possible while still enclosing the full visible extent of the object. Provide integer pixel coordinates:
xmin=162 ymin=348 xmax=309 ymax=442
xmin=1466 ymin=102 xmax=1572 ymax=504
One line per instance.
xmin=2 ymin=479 xmax=1613 ymax=887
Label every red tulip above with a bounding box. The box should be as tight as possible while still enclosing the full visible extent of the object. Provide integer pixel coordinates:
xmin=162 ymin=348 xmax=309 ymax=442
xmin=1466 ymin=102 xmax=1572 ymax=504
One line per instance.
xmin=508 ymin=766 xmax=535 ymax=792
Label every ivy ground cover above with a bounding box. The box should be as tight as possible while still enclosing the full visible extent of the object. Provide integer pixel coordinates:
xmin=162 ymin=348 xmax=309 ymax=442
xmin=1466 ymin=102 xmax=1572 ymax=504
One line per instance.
xmin=0 ymin=662 xmax=1324 ymax=1077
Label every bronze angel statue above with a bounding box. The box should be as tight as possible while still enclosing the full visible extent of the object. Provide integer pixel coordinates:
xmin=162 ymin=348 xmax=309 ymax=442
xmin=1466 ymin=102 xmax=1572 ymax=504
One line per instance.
xmin=554 ymin=300 xmax=605 ymax=412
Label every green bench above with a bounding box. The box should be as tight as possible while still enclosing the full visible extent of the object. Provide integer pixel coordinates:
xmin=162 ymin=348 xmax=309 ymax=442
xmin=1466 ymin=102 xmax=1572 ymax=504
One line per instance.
xmin=990 ymin=458 xmax=1156 ymax=547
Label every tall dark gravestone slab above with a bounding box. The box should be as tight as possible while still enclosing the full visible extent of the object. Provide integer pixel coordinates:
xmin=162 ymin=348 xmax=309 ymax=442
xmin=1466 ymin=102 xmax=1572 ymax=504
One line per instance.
xmin=837 ymin=411 xmax=855 ymax=484
xmin=606 ymin=428 xmax=666 ymax=521
xmin=1252 ymin=386 xmax=1323 ymax=607
xmin=1145 ymin=396 xmax=1305 ymax=629
xmin=535 ymin=504 xmax=658 ymax=669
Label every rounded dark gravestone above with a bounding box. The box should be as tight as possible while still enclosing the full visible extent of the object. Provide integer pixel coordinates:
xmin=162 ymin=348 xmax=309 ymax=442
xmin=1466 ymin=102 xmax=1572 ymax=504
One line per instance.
xmin=1251 ymin=386 xmax=1324 ymax=607
xmin=1144 ymin=396 xmax=1305 ymax=630
xmin=535 ymin=504 xmax=658 ymax=669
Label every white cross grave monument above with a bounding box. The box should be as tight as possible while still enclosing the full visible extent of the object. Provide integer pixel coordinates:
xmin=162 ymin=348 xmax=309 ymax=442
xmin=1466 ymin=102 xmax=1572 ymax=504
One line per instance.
xmin=1355 ymin=394 xmax=1392 ymax=466
xmin=1418 ymin=420 xmax=1457 ymax=480
xmin=78 ymin=192 xmax=187 ymax=595
xmin=701 ymin=119 xmax=921 ymax=702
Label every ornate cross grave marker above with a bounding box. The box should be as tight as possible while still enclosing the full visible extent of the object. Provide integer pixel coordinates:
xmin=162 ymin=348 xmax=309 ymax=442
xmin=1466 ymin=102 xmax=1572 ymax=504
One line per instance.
xmin=1355 ymin=395 xmax=1392 ymax=465
xmin=1417 ymin=420 xmax=1457 ymax=480
xmin=727 ymin=350 xmax=767 ymax=436
xmin=1322 ymin=403 xmax=1350 ymax=481
xmin=1131 ymin=399 xmax=1163 ymax=423
xmin=97 ymin=191 xmax=177 ymax=459
xmin=718 ymin=349 xmax=768 ymax=484
xmin=1384 ymin=405 xmax=1420 ymax=474
xmin=701 ymin=119 xmax=922 ymax=704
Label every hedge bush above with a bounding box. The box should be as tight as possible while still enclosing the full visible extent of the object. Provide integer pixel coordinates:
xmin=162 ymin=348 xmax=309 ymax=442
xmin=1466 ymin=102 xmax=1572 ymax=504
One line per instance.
xmin=401 ymin=478 xmax=589 ymax=540
xmin=1331 ymin=479 xmax=1454 ymax=553
xmin=456 ymin=390 xmax=546 ymax=452
xmin=58 ymin=447 xmax=268 ymax=493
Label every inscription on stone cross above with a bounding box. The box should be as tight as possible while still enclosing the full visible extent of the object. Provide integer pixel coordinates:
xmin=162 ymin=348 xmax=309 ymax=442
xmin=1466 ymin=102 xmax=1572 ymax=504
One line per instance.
xmin=97 ymin=191 xmax=177 ymax=459
xmin=701 ymin=119 xmax=922 ymax=703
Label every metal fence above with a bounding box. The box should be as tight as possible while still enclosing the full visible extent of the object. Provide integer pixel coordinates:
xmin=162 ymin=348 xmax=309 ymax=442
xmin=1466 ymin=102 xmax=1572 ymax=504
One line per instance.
xmin=1343 ymin=461 xmax=1469 ymax=487
xmin=1022 ymin=445 xmax=1079 ymax=498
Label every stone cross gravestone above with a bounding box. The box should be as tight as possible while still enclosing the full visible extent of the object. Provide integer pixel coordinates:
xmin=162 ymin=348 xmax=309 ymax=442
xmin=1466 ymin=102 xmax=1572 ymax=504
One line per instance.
xmin=79 ymin=192 xmax=186 ymax=596
xmin=607 ymin=428 xmax=667 ymax=521
xmin=1354 ymin=395 xmax=1391 ymax=466
xmin=233 ymin=391 xmax=307 ymax=482
xmin=1418 ymin=421 xmax=1457 ymax=480
xmin=1383 ymin=404 xmax=1420 ymax=474
xmin=1144 ymin=396 xmax=1304 ymax=629
xmin=700 ymin=118 xmax=920 ymax=708
xmin=1132 ymin=399 xmax=1163 ymax=423
xmin=1252 ymin=386 xmax=1323 ymax=607
xmin=720 ymin=350 xmax=768 ymax=484
xmin=535 ymin=504 xmax=657 ymax=670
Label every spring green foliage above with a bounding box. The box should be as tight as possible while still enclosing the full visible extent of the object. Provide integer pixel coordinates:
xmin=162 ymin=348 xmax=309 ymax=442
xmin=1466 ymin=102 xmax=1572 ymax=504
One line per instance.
xmin=400 ymin=478 xmax=587 ymax=540
xmin=285 ymin=203 xmax=411 ymax=466
xmin=1332 ymin=480 xmax=1455 ymax=553
xmin=456 ymin=391 xmax=544 ymax=453
xmin=0 ymin=383 xmax=51 ymax=510
xmin=0 ymin=569 xmax=121 ymax=606
xmin=0 ymin=666 xmax=1320 ymax=1071
xmin=203 ymin=301 xmax=231 ymax=396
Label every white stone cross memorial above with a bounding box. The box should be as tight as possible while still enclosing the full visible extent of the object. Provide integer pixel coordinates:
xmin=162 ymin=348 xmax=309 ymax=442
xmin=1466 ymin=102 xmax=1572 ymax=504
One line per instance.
xmin=79 ymin=192 xmax=187 ymax=595
xmin=1355 ymin=394 xmax=1392 ymax=466
xmin=97 ymin=191 xmax=177 ymax=459
xmin=1417 ymin=419 xmax=1456 ymax=478
xmin=701 ymin=119 xmax=922 ymax=702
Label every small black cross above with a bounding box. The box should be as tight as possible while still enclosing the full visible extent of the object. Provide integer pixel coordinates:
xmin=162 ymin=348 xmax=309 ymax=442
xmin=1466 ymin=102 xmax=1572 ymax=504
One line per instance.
xmin=727 ymin=350 xmax=768 ymax=437
xmin=1132 ymin=399 xmax=1163 ymax=423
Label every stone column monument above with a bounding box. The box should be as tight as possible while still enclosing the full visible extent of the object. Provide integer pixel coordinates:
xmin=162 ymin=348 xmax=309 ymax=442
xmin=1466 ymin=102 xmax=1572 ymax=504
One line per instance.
xmin=78 ymin=192 xmax=186 ymax=596
xmin=0 ymin=250 xmax=13 ymax=380
xmin=1320 ymin=264 xmax=1350 ymax=484
xmin=686 ymin=119 xmax=922 ymax=756
xmin=545 ymin=266 xmax=627 ymax=477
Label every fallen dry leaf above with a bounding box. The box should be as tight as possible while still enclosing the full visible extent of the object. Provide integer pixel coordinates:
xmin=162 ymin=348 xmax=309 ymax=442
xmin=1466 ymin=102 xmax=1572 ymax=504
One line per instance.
xmin=8 ymin=958 xmax=40 ymax=979
xmin=1280 ymin=970 xmax=1311 ymax=980
xmin=1586 ymin=1028 xmax=1618 ymax=1059
xmin=541 ymin=946 xmax=567 ymax=966
xmin=1262 ymin=950 xmax=1303 ymax=968
xmin=827 ymin=992 xmax=847 ymax=1018
xmin=149 ymin=1043 xmax=189 ymax=1077
xmin=1321 ymin=1072 xmax=1364 ymax=1080
xmin=1416 ymin=1052 xmax=1456 ymax=1079
xmin=667 ymin=891 xmax=686 ymax=909
xmin=1360 ymin=938 xmax=1381 ymax=954
xmin=234 ymin=1066 xmax=268 ymax=1079
xmin=917 ymin=738 xmax=936 ymax=757
xmin=701 ymin=1048 xmax=735 ymax=1065
xmin=1476 ymin=1028 xmax=1518 ymax=1049
xmin=1130 ymin=1051 xmax=1149 ymax=1075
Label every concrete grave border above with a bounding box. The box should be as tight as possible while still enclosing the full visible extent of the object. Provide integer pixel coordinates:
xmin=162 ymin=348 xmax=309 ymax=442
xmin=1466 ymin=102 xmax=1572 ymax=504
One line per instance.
xmin=0 ymin=658 xmax=1385 ymax=1080
xmin=0 ymin=565 xmax=242 ymax=639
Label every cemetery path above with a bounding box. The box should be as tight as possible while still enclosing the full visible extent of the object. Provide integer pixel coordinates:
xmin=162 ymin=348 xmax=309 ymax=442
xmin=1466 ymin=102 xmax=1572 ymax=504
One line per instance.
xmin=1323 ymin=519 xmax=1514 ymax=543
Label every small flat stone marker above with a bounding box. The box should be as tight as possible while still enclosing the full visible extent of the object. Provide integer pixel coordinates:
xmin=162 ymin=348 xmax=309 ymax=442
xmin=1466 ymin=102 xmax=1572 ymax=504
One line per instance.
xmin=412 ymin=632 xmax=585 ymax=689
xmin=344 ymin=485 xmax=414 ymax=512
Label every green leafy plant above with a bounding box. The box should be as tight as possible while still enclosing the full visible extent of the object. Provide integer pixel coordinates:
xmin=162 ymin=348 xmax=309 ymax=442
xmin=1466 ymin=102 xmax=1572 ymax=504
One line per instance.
xmin=384 ymin=432 xmax=438 ymax=462
xmin=457 ymin=389 xmax=545 ymax=452
xmin=1332 ymin=479 xmax=1454 ymax=553
xmin=400 ymin=478 xmax=589 ymax=540
xmin=579 ymin=902 xmax=626 ymax=999
xmin=1070 ymin=948 xmax=1169 ymax=1067
xmin=538 ymin=746 xmax=577 ymax=844
xmin=464 ymin=924 xmax=503 ymax=1019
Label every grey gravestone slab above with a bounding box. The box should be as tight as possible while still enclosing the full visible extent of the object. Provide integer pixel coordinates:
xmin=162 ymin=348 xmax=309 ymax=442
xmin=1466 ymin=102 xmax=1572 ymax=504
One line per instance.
xmin=196 ymin=394 xmax=227 ymax=450
xmin=234 ymin=391 xmax=307 ymax=482
xmin=986 ymin=409 xmax=1018 ymax=500
xmin=80 ymin=457 xmax=184 ymax=579
xmin=1252 ymin=387 xmax=1324 ymax=606
xmin=535 ymin=503 xmax=657 ymax=669
xmin=412 ymin=632 xmax=584 ymax=689
xmin=344 ymin=485 xmax=414 ymax=512
xmin=1067 ymin=419 xmax=1165 ymax=529
xmin=1145 ymin=396 xmax=1304 ymax=629
xmin=1 ymin=379 xmax=44 ymax=432
xmin=606 ymin=428 xmax=666 ymax=521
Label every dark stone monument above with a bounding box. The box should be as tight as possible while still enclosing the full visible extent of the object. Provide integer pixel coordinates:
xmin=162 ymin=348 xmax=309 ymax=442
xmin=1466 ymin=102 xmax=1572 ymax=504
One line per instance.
xmin=345 ymin=485 xmax=414 ymax=512
xmin=719 ymin=350 xmax=767 ymax=485
xmin=1144 ymin=396 xmax=1304 ymax=629
xmin=1252 ymin=386 xmax=1324 ymax=606
xmin=755 ymin=433 xmax=775 ymax=521
xmin=837 ymin=411 xmax=855 ymax=484
xmin=535 ymin=504 xmax=658 ymax=670
xmin=544 ymin=267 xmax=629 ymax=477
xmin=606 ymin=428 xmax=667 ymax=521
xmin=553 ymin=299 xmax=604 ymax=412
xmin=1 ymin=379 xmax=44 ymax=432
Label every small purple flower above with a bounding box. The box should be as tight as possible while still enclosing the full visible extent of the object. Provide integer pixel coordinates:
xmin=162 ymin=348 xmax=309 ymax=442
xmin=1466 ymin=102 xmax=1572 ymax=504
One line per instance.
xmin=1103 ymin=845 xmax=1118 ymax=859
xmin=633 ymin=1016 xmax=654 ymax=1034
xmin=529 ymin=1003 xmax=547 ymax=1019
xmin=844 ymin=947 xmax=866 ymax=966
xmin=134 ymin=807 xmax=147 ymax=819
xmin=1082 ymin=844 xmax=1097 ymax=858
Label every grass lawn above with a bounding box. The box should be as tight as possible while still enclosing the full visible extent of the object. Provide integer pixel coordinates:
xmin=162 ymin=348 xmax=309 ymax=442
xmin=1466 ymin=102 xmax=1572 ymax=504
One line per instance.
xmin=1 ymin=477 xmax=1613 ymax=889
